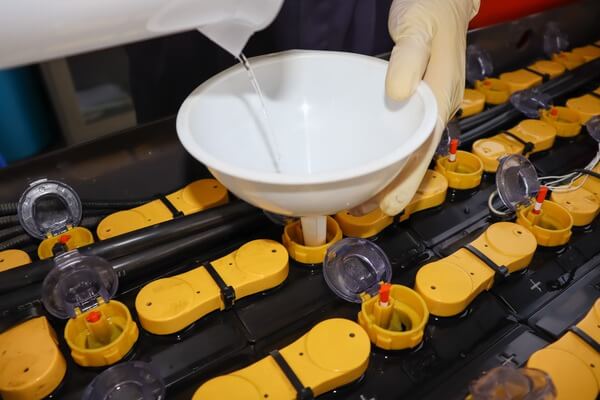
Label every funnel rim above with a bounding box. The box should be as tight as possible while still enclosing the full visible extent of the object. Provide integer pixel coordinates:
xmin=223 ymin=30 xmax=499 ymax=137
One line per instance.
xmin=176 ymin=50 xmax=437 ymax=186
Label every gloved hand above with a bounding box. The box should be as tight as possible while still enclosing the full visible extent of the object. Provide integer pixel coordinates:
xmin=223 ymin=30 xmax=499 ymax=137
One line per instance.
xmin=353 ymin=0 xmax=480 ymax=216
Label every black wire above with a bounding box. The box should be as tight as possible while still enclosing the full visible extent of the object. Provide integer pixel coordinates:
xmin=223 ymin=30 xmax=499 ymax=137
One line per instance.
xmin=0 ymin=215 xmax=19 ymax=229
xmin=0 ymin=203 xmax=17 ymax=217
xmin=0 ymin=225 xmax=25 ymax=242
xmin=573 ymin=169 xmax=600 ymax=180
xmin=81 ymin=200 xmax=150 ymax=209
xmin=0 ymin=234 xmax=34 ymax=252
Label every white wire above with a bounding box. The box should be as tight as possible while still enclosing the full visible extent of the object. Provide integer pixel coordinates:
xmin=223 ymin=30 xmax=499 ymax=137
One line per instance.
xmin=537 ymin=144 xmax=600 ymax=193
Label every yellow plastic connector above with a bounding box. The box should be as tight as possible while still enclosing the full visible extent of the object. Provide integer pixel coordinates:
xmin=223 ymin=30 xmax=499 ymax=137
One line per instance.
xmin=193 ymin=318 xmax=370 ymax=400
xmin=358 ymin=285 xmax=428 ymax=350
xmin=516 ymin=200 xmax=573 ymax=247
xmin=499 ymin=69 xmax=543 ymax=94
xmin=551 ymin=164 xmax=600 ymax=226
xmin=415 ymin=222 xmax=537 ymax=317
xmin=566 ymin=88 xmax=600 ymax=124
xmin=282 ymin=217 xmax=342 ymax=264
xmin=528 ymin=299 xmax=600 ymax=400
xmin=64 ymin=300 xmax=139 ymax=367
xmin=435 ymin=150 xmax=484 ymax=190
xmin=461 ymin=89 xmax=486 ymax=118
xmin=540 ymin=106 xmax=582 ymax=138
xmin=552 ymin=51 xmax=586 ymax=70
xmin=0 ymin=249 xmax=31 ymax=272
xmin=0 ymin=317 xmax=67 ymax=400
xmin=528 ymin=60 xmax=566 ymax=79
xmin=472 ymin=119 xmax=557 ymax=173
xmin=136 ymin=240 xmax=289 ymax=335
xmin=97 ymin=179 xmax=228 ymax=240
xmin=572 ymin=45 xmax=600 ymax=62
xmin=38 ymin=226 xmax=94 ymax=260
xmin=474 ymin=78 xmax=511 ymax=105
xmin=335 ymin=170 xmax=448 ymax=238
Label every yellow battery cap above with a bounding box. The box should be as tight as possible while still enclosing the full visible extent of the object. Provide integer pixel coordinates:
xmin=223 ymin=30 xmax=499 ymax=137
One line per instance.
xmin=41 ymin=250 xmax=138 ymax=367
xmin=499 ymin=69 xmax=543 ymax=94
xmin=551 ymin=163 xmax=600 ymax=226
xmin=282 ymin=216 xmax=342 ymax=264
xmin=415 ymin=222 xmax=537 ymax=317
xmin=552 ymin=51 xmax=586 ymax=70
xmin=435 ymin=150 xmax=484 ymax=190
xmin=0 ymin=249 xmax=31 ymax=272
xmin=136 ymin=239 xmax=289 ymax=335
xmin=566 ymin=88 xmax=600 ymax=124
xmin=516 ymin=200 xmax=573 ymax=247
xmin=472 ymin=119 xmax=557 ymax=173
xmin=97 ymin=179 xmax=228 ymax=240
xmin=528 ymin=60 xmax=566 ymax=79
xmin=540 ymin=106 xmax=582 ymax=138
xmin=572 ymin=45 xmax=600 ymax=62
xmin=193 ymin=318 xmax=370 ymax=400
xmin=16 ymin=179 xmax=95 ymax=260
xmin=528 ymin=299 xmax=600 ymax=400
xmin=0 ymin=317 xmax=67 ymax=400
xmin=460 ymin=89 xmax=486 ymax=118
xmin=335 ymin=170 xmax=447 ymax=238
xmin=474 ymin=78 xmax=510 ymax=105
xmin=323 ymin=238 xmax=429 ymax=350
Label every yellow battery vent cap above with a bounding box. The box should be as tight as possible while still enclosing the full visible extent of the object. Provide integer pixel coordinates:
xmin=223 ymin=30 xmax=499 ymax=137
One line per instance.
xmin=282 ymin=216 xmax=342 ymax=264
xmin=41 ymin=250 xmax=138 ymax=367
xmin=0 ymin=249 xmax=31 ymax=272
xmin=323 ymin=238 xmax=428 ymax=350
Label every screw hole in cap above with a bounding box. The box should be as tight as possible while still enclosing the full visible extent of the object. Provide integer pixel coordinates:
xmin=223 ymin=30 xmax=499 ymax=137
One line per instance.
xmin=323 ymin=238 xmax=392 ymax=303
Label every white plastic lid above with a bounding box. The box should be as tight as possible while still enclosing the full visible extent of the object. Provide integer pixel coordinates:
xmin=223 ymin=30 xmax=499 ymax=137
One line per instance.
xmin=323 ymin=238 xmax=391 ymax=303
xmin=586 ymin=115 xmax=600 ymax=143
xmin=17 ymin=179 xmax=82 ymax=239
xmin=466 ymin=45 xmax=494 ymax=84
xmin=510 ymin=89 xmax=552 ymax=119
xmin=42 ymin=250 xmax=118 ymax=319
xmin=496 ymin=155 xmax=540 ymax=211
xmin=82 ymin=362 xmax=165 ymax=400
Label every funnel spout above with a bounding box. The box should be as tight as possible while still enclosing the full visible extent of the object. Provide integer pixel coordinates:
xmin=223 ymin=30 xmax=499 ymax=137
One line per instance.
xmin=300 ymin=216 xmax=327 ymax=246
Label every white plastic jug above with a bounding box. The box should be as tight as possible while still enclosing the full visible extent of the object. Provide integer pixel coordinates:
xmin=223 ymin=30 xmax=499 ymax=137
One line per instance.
xmin=0 ymin=0 xmax=284 ymax=68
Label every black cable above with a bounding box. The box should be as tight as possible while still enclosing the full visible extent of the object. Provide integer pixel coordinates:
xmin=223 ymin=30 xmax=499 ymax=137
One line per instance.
xmin=81 ymin=200 xmax=150 ymax=209
xmin=0 ymin=225 xmax=25 ymax=242
xmin=0 ymin=212 xmax=267 ymax=315
xmin=0 ymin=234 xmax=34 ymax=252
xmin=0 ymin=201 xmax=259 ymax=294
xmin=573 ymin=168 xmax=600 ymax=180
xmin=0 ymin=215 xmax=19 ymax=229
xmin=0 ymin=203 xmax=17 ymax=217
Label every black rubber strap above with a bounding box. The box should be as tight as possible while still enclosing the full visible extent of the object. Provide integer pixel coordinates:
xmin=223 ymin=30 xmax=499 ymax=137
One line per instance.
xmin=202 ymin=262 xmax=236 ymax=309
xmin=589 ymin=91 xmax=600 ymax=100
xmin=524 ymin=67 xmax=550 ymax=82
xmin=157 ymin=194 xmax=184 ymax=218
xmin=500 ymin=131 xmax=535 ymax=155
xmin=569 ymin=325 xmax=600 ymax=354
xmin=270 ymin=350 xmax=314 ymax=400
xmin=462 ymin=244 xmax=509 ymax=280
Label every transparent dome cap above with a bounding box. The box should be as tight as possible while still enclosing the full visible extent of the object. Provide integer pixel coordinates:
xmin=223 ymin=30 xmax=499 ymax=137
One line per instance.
xmin=586 ymin=115 xmax=600 ymax=143
xmin=496 ymin=155 xmax=540 ymax=211
xmin=510 ymin=89 xmax=553 ymax=119
xmin=543 ymin=22 xmax=569 ymax=57
xmin=470 ymin=366 xmax=556 ymax=400
xmin=17 ymin=179 xmax=82 ymax=239
xmin=466 ymin=45 xmax=494 ymax=84
xmin=323 ymin=238 xmax=392 ymax=303
xmin=82 ymin=362 xmax=165 ymax=400
xmin=42 ymin=250 xmax=118 ymax=319
xmin=435 ymin=121 xmax=461 ymax=157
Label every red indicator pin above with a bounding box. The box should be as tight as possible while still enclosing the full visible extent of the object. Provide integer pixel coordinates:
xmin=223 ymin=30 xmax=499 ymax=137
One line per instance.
xmin=531 ymin=186 xmax=549 ymax=215
xmin=379 ymin=283 xmax=392 ymax=307
xmin=449 ymin=138 xmax=459 ymax=162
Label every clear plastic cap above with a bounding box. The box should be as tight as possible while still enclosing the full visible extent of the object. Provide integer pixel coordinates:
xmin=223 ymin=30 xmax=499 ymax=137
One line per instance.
xmin=323 ymin=238 xmax=392 ymax=303
xmin=436 ymin=121 xmax=461 ymax=157
xmin=470 ymin=366 xmax=556 ymax=400
xmin=496 ymin=155 xmax=540 ymax=211
xmin=510 ymin=89 xmax=553 ymax=119
xmin=543 ymin=22 xmax=569 ymax=57
xmin=82 ymin=361 xmax=165 ymax=400
xmin=586 ymin=115 xmax=600 ymax=143
xmin=466 ymin=45 xmax=494 ymax=84
xmin=17 ymin=179 xmax=83 ymax=239
xmin=263 ymin=210 xmax=297 ymax=226
xmin=42 ymin=250 xmax=118 ymax=319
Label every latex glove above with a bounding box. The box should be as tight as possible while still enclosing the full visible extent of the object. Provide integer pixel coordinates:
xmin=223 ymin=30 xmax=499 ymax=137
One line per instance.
xmin=353 ymin=0 xmax=480 ymax=217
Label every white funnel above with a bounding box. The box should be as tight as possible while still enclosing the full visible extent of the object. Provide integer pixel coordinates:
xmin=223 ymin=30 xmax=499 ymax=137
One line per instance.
xmin=177 ymin=50 xmax=437 ymax=245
